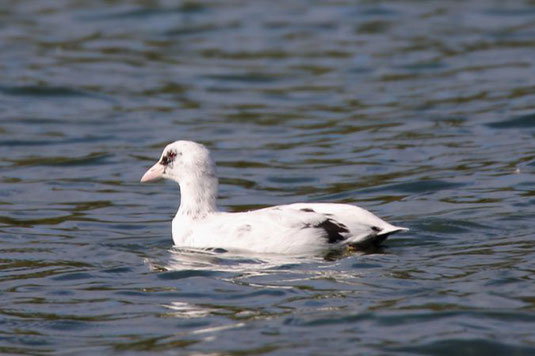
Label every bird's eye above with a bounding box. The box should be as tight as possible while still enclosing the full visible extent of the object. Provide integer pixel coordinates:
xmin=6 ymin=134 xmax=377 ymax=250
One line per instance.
xmin=160 ymin=150 xmax=177 ymax=166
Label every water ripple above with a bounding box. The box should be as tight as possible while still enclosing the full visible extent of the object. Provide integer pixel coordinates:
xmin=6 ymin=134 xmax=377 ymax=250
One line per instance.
xmin=1 ymin=0 xmax=535 ymax=354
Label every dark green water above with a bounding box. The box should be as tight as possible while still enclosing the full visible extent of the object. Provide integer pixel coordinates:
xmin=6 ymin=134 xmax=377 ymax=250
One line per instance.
xmin=1 ymin=0 xmax=535 ymax=354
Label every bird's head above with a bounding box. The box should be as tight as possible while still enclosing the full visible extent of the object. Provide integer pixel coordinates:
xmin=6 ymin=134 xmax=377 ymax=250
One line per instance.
xmin=140 ymin=140 xmax=216 ymax=183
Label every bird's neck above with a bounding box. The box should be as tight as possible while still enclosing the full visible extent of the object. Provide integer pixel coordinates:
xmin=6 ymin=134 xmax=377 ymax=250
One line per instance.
xmin=177 ymin=175 xmax=218 ymax=219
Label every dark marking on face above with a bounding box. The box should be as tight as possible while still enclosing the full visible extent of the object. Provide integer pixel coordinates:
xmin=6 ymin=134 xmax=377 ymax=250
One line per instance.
xmin=160 ymin=150 xmax=177 ymax=166
xmin=371 ymin=226 xmax=382 ymax=233
xmin=314 ymin=219 xmax=349 ymax=244
xmin=300 ymin=208 xmax=315 ymax=213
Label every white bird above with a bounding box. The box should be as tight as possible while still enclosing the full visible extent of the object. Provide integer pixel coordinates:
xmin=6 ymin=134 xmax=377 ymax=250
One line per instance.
xmin=141 ymin=141 xmax=408 ymax=255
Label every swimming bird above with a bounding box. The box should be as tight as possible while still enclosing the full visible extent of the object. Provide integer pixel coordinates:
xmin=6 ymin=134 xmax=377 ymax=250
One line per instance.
xmin=141 ymin=140 xmax=408 ymax=255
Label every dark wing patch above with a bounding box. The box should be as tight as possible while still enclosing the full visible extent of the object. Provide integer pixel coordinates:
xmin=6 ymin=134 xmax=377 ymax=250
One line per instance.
xmin=315 ymin=219 xmax=349 ymax=244
xmin=371 ymin=226 xmax=382 ymax=233
xmin=300 ymin=208 xmax=316 ymax=213
xmin=238 ymin=224 xmax=252 ymax=232
xmin=236 ymin=224 xmax=252 ymax=238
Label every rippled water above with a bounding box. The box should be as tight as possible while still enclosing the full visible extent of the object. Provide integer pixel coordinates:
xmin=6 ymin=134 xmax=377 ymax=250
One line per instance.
xmin=2 ymin=0 xmax=535 ymax=354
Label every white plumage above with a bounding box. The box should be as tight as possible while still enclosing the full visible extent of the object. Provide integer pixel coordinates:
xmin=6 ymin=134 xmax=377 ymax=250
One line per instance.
xmin=141 ymin=140 xmax=408 ymax=255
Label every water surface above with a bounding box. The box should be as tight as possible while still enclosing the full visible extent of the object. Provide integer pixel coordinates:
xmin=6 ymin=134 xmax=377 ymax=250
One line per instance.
xmin=1 ymin=0 xmax=535 ymax=354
